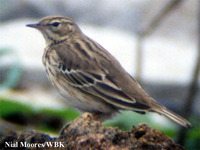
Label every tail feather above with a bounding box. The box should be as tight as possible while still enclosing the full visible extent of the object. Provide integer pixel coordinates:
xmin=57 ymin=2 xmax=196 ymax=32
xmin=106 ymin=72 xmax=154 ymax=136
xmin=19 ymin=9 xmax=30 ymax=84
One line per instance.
xmin=156 ymin=107 xmax=192 ymax=128
xmin=149 ymin=99 xmax=192 ymax=128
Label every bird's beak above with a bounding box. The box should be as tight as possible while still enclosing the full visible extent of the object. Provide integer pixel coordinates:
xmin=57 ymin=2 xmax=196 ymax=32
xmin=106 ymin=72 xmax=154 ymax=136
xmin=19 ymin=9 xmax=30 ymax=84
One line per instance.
xmin=26 ymin=23 xmax=44 ymax=30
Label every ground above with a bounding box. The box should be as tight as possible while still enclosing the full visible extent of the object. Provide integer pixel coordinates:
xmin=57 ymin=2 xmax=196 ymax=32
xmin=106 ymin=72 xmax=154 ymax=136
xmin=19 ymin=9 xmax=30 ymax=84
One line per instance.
xmin=0 ymin=113 xmax=185 ymax=150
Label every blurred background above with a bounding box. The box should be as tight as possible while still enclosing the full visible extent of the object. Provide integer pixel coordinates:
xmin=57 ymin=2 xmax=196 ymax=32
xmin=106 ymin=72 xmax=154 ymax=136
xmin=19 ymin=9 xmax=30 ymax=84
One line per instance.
xmin=0 ymin=0 xmax=199 ymax=149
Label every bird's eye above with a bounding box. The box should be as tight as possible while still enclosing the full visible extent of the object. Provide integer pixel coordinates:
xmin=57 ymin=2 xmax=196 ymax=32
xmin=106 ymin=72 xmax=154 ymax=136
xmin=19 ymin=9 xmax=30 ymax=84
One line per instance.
xmin=52 ymin=22 xmax=60 ymax=27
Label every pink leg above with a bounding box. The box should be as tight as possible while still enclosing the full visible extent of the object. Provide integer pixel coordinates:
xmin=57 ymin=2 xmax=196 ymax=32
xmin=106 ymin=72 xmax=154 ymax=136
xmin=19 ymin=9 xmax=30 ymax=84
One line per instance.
xmin=93 ymin=112 xmax=103 ymax=124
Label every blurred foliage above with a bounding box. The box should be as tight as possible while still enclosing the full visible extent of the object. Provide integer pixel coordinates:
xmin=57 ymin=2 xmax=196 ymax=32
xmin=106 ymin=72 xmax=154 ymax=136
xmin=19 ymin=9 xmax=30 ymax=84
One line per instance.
xmin=0 ymin=48 xmax=22 ymax=90
xmin=184 ymin=115 xmax=200 ymax=149
xmin=0 ymin=98 xmax=80 ymax=134
xmin=0 ymin=97 xmax=199 ymax=149
xmin=104 ymin=111 xmax=177 ymax=136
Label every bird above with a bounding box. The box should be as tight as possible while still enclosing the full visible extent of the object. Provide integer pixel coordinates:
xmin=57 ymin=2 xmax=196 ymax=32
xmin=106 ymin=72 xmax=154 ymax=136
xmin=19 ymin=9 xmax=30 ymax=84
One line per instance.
xmin=26 ymin=15 xmax=191 ymax=128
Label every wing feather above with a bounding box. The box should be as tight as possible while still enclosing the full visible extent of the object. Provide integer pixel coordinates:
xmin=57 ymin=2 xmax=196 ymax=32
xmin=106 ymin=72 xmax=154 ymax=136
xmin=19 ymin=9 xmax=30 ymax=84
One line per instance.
xmin=52 ymin=43 xmax=151 ymax=111
xmin=58 ymin=63 xmax=136 ymax=105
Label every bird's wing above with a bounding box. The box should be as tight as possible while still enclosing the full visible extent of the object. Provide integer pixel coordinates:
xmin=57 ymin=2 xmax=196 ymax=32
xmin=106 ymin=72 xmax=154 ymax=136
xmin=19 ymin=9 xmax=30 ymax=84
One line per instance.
xmin=53 ymin=41 xmax=150 ymax=111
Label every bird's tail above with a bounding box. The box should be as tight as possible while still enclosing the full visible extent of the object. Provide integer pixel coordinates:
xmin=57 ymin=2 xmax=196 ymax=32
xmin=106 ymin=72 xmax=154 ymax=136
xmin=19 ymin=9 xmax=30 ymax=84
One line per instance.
xmin=151 ymin=101 xmax=192 ymax=128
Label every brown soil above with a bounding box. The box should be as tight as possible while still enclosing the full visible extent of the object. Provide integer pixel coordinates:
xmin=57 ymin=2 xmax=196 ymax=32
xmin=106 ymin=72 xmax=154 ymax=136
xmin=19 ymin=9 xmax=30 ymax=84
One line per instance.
xmin=0 ymin=113 xmax=185 ymax=150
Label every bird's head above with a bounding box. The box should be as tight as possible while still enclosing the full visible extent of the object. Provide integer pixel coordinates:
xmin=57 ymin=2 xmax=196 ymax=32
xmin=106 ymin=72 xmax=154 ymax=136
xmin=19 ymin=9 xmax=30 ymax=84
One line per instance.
xmin=26 ymin=16 xmax=81 ymax=45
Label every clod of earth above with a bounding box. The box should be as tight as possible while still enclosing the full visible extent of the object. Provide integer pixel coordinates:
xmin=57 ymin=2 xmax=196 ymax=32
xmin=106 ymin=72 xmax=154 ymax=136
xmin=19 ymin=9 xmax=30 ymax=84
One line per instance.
xmin=0 ymin=113 xmax=185 ymax=150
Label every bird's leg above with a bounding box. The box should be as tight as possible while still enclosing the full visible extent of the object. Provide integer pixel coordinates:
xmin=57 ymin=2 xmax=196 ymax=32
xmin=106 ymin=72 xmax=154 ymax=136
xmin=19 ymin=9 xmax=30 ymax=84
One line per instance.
xmin=92 ymin=112 xmax=103 ymax=124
